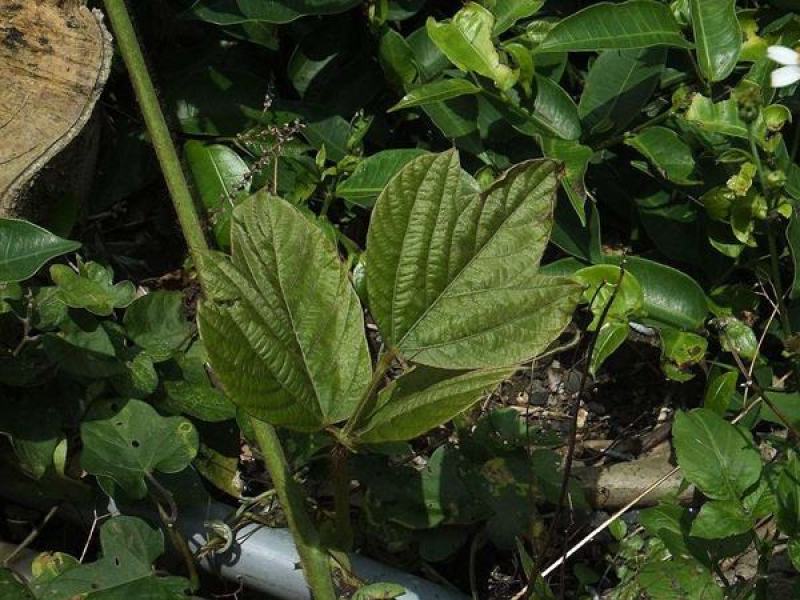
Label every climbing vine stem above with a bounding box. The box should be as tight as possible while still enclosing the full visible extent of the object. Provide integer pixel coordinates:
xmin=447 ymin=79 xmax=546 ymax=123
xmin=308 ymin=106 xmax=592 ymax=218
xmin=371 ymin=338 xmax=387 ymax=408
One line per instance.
xmin=102 ymin=2 xmax=336 ymax=598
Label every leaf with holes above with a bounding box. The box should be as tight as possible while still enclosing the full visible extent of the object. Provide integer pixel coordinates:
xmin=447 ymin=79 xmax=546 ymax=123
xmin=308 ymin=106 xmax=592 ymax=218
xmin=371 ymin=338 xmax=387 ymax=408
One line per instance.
xmin=365 ymin=150 xmax=581 ymax=369
xmin=197 ymin=193 xmax=371 ymax=431
xmin=80 ymin=399 xmax=199 ymax=499
xmin=32 ymin=516 xmax=190 ymax=599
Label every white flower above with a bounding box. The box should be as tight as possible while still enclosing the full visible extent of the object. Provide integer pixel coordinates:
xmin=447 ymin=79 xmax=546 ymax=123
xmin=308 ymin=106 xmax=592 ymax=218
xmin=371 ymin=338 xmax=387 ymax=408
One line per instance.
xmin=768 ymin=45 xmax=800 ymax=88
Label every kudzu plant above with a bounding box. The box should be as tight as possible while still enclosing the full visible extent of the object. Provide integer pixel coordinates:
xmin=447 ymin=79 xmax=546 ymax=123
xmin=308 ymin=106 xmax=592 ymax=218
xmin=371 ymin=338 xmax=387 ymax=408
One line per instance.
xmin=196 ymin=150 xmax=580 ymax=592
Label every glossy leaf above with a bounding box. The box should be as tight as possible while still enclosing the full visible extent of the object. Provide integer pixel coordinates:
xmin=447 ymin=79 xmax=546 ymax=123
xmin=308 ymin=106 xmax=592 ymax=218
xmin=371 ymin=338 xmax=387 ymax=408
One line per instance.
xmin=689 ymin=0 xmax=741 ymax=82
xmin=198 ymin=193 xmax=371 ymax=431
xmin=604 ymin=256 xmax=709 ymax=330
xmin=427 ymin=3 xmax=516 ymax=90
xmin=590 ymin=321 xmax=628 ymax=375
xmin=81 ymin=399 xmax=199 ymax=499
xmin=578 ymin=48 xmax=666 ymax=136
xmin=626 ymin=126 xmax=699 ymax=185
xmin=491 ymin=0 xmax=544 ymax=35
xmin=704 ymin=370 xmax=738 ymax=415
xmin=539 ymin=1 xmax=691 ymax=52
xmin=532 ymin=76 xmax=581 ymax=141
xmin=189 ymin=0 xmax=361 ymax=25
xmin=0 ymin=220 xmax=80 ymax=283
xmin=33 ymin=517 xmax=189 ymax=599
xmin=354 ymin=366 xmax=513 ymax=443
xmin=389 ymin=79 xmax=481 ymax=112
xmin=366 ymin=151 xmax=581 ymax=369
xmin=673 ymin=408 xmax=761 ymax=501
xmin=379 ymin=28 xmax=417 ymax=87
xmin=184 ymin=141 xmax=251 ymax=250
xmin=337 ymin=149 xmax=428 ymax=207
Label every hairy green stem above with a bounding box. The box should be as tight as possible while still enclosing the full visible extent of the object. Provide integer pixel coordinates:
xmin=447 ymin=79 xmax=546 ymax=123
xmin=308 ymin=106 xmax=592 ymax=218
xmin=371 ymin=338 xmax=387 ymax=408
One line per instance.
xmin=103 ymin=2 xmax=336 ymax=596
xmin=331 ymin=447 xmax=354 ymax=551
xmin=102 ymin=0 xmax=208 ymax=263
xmin=251 ymin=418 xmax=337 ymax=600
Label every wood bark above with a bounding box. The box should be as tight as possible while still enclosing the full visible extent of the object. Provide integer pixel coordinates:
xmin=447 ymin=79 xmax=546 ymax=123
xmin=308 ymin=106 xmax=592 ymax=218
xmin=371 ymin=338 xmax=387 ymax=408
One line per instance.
xmin=0 ymin=0 xmax=112 ymax=220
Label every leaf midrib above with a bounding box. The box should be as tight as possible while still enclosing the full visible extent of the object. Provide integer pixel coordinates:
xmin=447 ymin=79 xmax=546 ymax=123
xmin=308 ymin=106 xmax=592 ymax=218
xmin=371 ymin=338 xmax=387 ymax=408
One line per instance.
xmin=394 ymin=163 xmax=552 ymax=353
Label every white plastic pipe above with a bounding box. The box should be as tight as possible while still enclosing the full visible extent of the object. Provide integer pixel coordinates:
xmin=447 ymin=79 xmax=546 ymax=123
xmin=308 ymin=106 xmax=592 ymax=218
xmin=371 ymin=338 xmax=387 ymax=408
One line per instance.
xmin=181 ymin=502 xmax=467 ymax=600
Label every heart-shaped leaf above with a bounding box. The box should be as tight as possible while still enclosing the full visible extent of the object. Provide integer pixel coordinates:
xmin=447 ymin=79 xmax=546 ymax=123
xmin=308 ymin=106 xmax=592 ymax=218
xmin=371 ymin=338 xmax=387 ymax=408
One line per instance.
xmin=0 ymin=219 xmax=80 ymax=283
xmin=197 ymin=193 xmax=371 ymax=431
xmin=366 ymin=150 xmax=580 ymax=369
xmin=81 ymin=399 xmax=199 ymax=499
xmin=33 ymin=516 xmax=190 ymax=599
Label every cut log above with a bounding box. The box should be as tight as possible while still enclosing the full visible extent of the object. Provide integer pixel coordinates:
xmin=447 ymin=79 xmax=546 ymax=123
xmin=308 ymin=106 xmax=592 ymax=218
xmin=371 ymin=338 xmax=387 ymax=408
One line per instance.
xmin=0 ymin=0 xmax=112 ymax=221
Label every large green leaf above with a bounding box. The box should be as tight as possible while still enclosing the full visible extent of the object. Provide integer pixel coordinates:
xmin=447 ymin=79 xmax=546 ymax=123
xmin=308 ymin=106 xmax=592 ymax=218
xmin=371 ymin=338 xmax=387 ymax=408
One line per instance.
xmin=337 ymin=149 xmax=429 ymax=207
xmin=491 ymin=0 xmax=544 ymax=35
xmin=189 ymin=0 xmax=361 ymax=24
xmin=184 ymin=141 xmax=251 ymax=250
xmin=603 ymin=256 xmax=709 ymax=330
xmin=673 ymin=408 xmax=762 ymax=501
xmin=354 ymin=366 xmax=513 ymax=444
xmin=33 ymin=517 xmax=189 ymax=599
xmin=365 ymin=151 xmax=581 ymax=369
xmin=626 ymin=126 xmax=699 ymax=185
xmin=389 ymin=79 xmax=481 ymax=112
xmin=197 ymin=193 xmax=371 ymax=431
xmin=539 ymin=0 xmax=691 ymax=52
xmin=0 ymin=219 xmax=80 ymax=283
xmin=123 ymin=291 xmax=192 ymax=361
xmin=578 ymin=48 xmax=666 ymax=136
xmin=427 ymin=3 xmax=516 ymax=90
xmin=81 ymin=399 xmax=199 ymax=499
xmin=531 ymin=76 xmax=581 ymax=141
xmin=689 ymin=0 xmax=741 ymax=83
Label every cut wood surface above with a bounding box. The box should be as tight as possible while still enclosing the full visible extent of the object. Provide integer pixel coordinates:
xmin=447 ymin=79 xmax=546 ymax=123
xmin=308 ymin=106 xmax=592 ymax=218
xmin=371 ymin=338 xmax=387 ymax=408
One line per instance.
xmin=0 ymin=0 xmax=111 ymax=218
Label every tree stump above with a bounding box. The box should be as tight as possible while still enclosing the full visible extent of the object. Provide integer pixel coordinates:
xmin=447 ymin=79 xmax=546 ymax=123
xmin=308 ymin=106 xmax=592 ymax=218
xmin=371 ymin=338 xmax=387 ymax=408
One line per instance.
xmin=0 ymin=0 xmax=112 ymax=222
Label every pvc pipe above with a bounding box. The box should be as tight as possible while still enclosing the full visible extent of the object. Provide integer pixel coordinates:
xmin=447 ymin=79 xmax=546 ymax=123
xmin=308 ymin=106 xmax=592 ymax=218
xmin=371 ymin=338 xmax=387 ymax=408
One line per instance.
xmin=1 ymin=482 xmax=468 ymax=600
xmin=181 ymin=502 xmax=468 ymax=600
